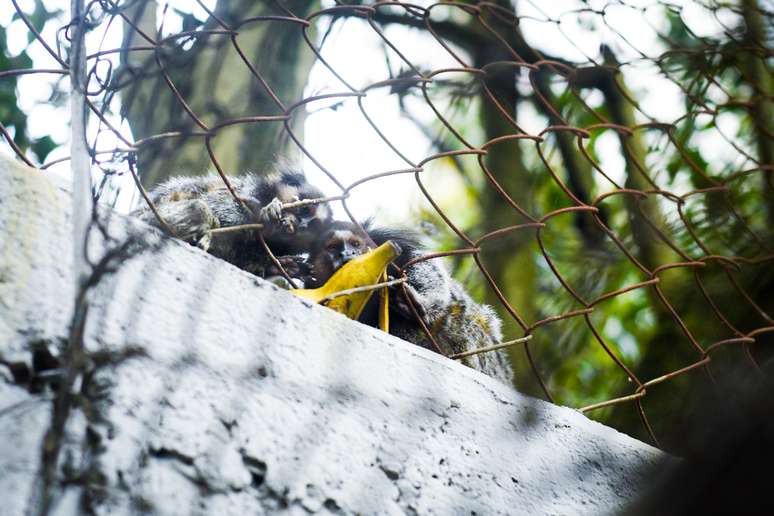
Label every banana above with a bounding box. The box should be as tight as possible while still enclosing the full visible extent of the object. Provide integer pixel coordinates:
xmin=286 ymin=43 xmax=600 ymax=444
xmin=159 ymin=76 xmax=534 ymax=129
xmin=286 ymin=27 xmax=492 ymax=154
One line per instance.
xmin=292 ymin=241 xmax=400 ymax=326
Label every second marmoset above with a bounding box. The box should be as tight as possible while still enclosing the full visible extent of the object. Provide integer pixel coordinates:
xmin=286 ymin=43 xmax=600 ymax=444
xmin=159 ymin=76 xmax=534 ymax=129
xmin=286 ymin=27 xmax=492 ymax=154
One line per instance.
xmin=307 ymin=221 xmax=514 ymax=384
xmin=133 ymin=167 xmax=331 ymax=278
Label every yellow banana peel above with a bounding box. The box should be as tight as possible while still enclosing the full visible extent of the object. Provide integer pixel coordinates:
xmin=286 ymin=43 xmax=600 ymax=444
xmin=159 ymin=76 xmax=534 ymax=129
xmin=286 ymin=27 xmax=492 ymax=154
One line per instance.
xmin=292 ymin=241 xmax=400 ymax=329
xmin=378 ymin=274 xmax=390 ymax=332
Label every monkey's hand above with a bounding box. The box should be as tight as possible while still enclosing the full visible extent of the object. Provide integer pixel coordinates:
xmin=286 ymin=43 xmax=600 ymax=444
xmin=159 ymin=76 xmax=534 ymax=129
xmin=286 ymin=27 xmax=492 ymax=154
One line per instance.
xmin=160 ymin=198 xmax=219 ymax=252
xmin=267 ymin=196 xmax=303 ymax=234
xmin=236 ymin=197 xmax=270 ymax=223
xmin=265 ymin=255 xmax=311 ymax=281
xmin=258 ymin=197 xmax=284 ymax=228
xmin=235 ymin=196 xmax=289 ymax=236
xmin=194 ymin=232 xmax=212 ymax=252
xmin=263 ymin=255 xmax=313 ymax=288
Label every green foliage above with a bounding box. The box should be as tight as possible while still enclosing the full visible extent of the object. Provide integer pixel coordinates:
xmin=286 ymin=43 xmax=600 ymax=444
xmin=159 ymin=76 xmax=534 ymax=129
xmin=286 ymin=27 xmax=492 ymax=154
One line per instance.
xmin=1 ymin=1 xmax=62 ymax=163
xmin=411 ymin=3 xmax=772 ymax=449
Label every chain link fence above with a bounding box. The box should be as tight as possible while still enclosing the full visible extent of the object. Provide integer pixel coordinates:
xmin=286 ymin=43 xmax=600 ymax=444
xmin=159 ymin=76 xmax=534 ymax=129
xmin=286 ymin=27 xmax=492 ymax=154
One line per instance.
xmin=3 ymin=0 xmax=773 ymax=449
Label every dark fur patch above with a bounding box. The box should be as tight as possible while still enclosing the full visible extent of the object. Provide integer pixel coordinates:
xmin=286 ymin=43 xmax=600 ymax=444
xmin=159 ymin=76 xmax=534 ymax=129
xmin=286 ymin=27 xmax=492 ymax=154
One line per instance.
xmin=280 ymin=170 xmax=305 ymax=188
xmin=367 ymin=225 xmax=421 ymax=268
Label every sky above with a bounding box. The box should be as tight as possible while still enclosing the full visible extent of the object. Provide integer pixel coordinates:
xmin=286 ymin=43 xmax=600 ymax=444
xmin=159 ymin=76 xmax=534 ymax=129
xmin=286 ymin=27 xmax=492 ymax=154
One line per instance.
xmin=1 ymin=0 xmax=752 ymax=223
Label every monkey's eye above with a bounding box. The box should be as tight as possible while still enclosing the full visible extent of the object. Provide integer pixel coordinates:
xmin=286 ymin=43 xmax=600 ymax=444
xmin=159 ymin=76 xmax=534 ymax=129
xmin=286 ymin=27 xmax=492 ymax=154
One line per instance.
xmin=350 ymin=239 xmax=361 ymax=248
xmin=326 ymin=242 xmax=338 ymax=251
xmin=299 ymin=206 xmax=313 ymax=217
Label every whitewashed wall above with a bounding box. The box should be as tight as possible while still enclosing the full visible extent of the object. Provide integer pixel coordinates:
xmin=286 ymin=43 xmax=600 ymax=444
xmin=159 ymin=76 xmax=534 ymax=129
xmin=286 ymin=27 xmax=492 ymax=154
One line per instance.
xmin=0 ymin=153 xmax=666 ymax=515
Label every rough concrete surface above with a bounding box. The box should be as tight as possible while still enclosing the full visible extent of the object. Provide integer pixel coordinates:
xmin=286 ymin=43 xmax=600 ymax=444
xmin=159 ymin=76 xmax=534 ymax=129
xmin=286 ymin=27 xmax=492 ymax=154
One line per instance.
xmin=0 ymin=153 xmax=666 ymax=515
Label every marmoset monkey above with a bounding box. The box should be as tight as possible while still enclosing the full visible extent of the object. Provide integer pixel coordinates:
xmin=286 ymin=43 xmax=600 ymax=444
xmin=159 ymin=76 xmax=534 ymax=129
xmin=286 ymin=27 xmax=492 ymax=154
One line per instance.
xmin=308 ymin=220 xmax=514 ymax=383
xmin=134 ymin=167 xmax=331 ymax=278
xmin=134 ymin=172 xmax=512 ymax=382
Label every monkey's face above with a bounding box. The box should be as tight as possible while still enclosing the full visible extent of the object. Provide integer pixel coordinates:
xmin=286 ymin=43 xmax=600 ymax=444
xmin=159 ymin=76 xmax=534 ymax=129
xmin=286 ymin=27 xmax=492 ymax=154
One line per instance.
xmin=273 ymin=179 xmax=331 ymax=236
xmin=290 ymin=202 xmax=332 ymax=234
xmin=308 ymin=228 xmax=373 ymax=286
xmin=255 ymin=168 xmax=332 ymax=238
xmin=323 ymin=230 xmax=370 ymax=270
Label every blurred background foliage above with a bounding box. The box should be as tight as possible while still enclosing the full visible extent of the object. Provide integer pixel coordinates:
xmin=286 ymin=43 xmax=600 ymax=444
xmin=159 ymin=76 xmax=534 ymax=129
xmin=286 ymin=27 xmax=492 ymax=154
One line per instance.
xmin=376 ymin=0 xmax=774 ymax=450
xmin=0 ymin=0 xmax=60 ymax=162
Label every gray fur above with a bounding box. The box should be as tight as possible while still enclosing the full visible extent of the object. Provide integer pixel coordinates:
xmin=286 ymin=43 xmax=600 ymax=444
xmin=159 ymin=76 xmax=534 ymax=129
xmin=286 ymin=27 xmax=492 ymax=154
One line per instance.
xmin=307 ymin=221 xmax=514 ymax=384
xmin=394 ymin=254 xmax=514 ymax=384
xmin=132 ymin=170 xmax=331 ymax=276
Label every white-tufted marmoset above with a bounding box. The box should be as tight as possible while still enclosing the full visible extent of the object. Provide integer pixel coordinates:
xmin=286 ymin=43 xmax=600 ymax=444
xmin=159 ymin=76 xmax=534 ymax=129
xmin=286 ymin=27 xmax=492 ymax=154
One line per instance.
xmin=133 ymin=166 xmax=331 ymax=279
xmin=306 ymin=220 xmax=514 ymax=384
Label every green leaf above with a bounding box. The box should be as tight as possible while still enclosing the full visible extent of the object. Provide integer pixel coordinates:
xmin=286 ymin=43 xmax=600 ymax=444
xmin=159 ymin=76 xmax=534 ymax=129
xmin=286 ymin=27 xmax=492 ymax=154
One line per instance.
xmin=30 ymin=135 xmax=57 ymax=162
xmin=26 ymin=0 xmax=61 ymax=44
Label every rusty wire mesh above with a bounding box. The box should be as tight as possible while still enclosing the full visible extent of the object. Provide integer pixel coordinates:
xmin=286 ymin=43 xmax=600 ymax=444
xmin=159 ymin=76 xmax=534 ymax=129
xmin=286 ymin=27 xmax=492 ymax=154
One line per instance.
xmin=3 ymin=0 xmax=773 ymax=448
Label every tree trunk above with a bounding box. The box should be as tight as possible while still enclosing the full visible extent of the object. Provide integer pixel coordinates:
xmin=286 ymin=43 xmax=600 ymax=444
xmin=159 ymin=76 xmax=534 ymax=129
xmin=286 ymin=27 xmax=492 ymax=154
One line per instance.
xmin=600 ymin=72 xmax=672 ymax=271
xmin=740 ymin=0 xmax=774 ymax=225
xmin=119 ymin=0 xmax=319 ymax=187
xmin=469 ymin=6 xmax=543 ymax=397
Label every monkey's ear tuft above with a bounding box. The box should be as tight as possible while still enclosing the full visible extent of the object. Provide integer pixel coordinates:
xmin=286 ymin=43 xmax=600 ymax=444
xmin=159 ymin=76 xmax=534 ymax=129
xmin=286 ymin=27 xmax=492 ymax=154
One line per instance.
xmin=368 ymin=225 xmax=421 ymax=258
xmin=361 ymin=217 xmax=375 ymax=231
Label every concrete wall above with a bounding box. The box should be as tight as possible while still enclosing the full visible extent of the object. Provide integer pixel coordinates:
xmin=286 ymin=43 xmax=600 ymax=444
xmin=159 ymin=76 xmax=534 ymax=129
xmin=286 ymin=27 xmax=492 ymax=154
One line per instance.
xmin=0 ymin=153 xmax=666 ymax=515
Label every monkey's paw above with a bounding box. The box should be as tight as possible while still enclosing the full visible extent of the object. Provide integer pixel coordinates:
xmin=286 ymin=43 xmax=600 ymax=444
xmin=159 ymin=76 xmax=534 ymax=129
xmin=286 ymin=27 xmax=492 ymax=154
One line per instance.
xmin=266 ymin=275 xmax=305 ymax=289
xmin=179 ymin=199 xmax=218 ymax=251
xmin=266 ymin=255 xmax=311 ymax=282
xmin=195 ymin=232 xmax=213 ymax=252
xmin=259 ymin=197 xmax=284 ymax=225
